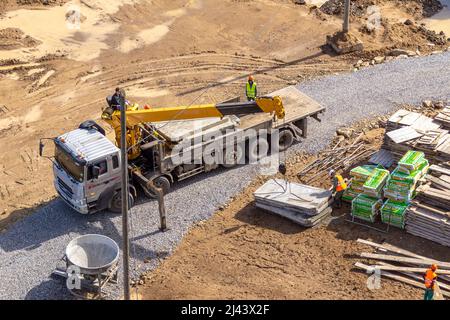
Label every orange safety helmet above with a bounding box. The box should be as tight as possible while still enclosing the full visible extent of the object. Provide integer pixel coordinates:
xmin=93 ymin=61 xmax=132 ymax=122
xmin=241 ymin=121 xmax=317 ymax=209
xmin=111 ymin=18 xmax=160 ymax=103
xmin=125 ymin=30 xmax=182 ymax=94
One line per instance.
xmin=431 ymin=264 xmax=438 ymax=271
xmin=248 ymin=75 xmax=254 ymax=81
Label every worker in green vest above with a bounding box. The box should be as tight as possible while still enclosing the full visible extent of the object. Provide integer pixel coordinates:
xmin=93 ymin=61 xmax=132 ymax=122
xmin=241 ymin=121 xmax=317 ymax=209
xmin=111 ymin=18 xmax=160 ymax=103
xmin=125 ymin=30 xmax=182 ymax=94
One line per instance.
xmin=246 ymin=75 xmax=257 ymax=101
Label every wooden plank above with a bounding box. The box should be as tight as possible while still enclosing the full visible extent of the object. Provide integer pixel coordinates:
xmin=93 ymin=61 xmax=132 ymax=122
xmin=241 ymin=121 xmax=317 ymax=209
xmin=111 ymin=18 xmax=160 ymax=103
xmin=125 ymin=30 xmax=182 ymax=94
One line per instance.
xmin=376 ymin=261 xmax=450 ymax=291
xmin=354 ymin=262 xmax=450 ymax=298
xmin=357 ymin=239 xmax=431 ymax=260
xmin=359 ymin=265 xmax=450 ymax=275
xmin=360 ymin=253 xmax=450 ymax=269
xmin=386 ymin=126 xmax=422 ymax=144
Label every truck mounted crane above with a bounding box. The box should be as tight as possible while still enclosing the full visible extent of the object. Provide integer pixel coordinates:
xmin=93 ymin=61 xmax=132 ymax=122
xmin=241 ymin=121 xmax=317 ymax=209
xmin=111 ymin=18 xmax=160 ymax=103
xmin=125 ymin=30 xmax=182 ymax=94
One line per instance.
xmin=41 ymin=95 xmax=286 ymax=214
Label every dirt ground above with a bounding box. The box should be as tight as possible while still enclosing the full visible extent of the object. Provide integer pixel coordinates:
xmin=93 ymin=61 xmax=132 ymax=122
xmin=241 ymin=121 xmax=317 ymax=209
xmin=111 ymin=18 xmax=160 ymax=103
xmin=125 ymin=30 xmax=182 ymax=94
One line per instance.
xmin=0 ymin=0 xmax=449 ymax=300
xmin=138 ymin=114 xmax=450 ymax=300
xmin=0 ymin=0 xmax=449 ymax=230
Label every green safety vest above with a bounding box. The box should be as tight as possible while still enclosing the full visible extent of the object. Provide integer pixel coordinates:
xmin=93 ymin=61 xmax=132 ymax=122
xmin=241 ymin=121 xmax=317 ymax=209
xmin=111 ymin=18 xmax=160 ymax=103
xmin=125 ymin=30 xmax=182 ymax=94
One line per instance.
xmin=246 ymin=82 xmax=257 ymax=98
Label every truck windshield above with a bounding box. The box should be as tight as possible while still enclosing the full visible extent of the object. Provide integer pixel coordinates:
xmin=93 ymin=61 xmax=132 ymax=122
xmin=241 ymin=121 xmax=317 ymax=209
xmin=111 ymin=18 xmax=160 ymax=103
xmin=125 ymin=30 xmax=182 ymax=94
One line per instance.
xmin=55 ymin=145 xmax=85 ymax=182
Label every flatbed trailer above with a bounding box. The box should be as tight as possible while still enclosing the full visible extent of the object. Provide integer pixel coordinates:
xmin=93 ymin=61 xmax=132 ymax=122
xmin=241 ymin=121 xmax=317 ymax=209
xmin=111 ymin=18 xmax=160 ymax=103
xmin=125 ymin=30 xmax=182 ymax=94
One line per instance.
xmin=135 ymin=86 xmax=325 ymax=193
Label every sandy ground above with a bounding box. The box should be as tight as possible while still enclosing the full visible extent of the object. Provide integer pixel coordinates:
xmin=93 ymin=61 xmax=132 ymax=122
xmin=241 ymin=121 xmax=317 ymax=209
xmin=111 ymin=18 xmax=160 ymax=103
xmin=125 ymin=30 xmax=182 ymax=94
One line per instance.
xmin=138 ymin=118 xmax=450 ymax=300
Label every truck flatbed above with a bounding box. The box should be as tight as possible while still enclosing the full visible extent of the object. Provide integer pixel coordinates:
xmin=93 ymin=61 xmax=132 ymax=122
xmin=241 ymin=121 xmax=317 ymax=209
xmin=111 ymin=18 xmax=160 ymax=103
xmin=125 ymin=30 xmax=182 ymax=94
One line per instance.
xmin=239 ymin=86 xmax=325 ymax=130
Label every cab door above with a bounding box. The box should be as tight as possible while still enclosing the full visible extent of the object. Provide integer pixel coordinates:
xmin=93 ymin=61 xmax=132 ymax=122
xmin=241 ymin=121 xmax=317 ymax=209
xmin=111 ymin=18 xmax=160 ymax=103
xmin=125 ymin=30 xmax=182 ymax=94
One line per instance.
xmin=85 ymin=158 xmax=112 ymax=204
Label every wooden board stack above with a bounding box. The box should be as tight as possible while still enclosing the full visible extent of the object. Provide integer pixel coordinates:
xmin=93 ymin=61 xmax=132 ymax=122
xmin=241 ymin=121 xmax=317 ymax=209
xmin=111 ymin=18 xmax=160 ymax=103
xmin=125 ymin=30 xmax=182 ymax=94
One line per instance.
xmin=383 ymin=109 xmax=450 ymax=164
xmin=253 ymin=179 xmax=333 ymax=227
xmin=435 ymin=107 xmax=450 ymax=129
xmin=355 ymin=239 xmax=450 ymax=298
xmin=405 ymin=163 xmax=450 ymax=247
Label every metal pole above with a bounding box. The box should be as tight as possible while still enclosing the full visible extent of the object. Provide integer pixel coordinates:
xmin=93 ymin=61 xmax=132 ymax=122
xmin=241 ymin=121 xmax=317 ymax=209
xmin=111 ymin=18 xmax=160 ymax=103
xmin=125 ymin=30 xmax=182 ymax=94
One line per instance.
xmin=343 ymin=0 xmax=350 ymax=33
xmin=119 ymin=93 xmax=131 ymax=300
xmin=157 ymin=188 xmax=167 ymax=231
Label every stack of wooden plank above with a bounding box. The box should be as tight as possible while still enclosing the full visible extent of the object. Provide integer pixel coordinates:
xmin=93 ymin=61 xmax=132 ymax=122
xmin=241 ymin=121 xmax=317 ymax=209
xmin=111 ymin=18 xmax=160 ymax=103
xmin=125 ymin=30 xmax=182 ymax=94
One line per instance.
xmin=405 ymin=164 xmax=450 ymax=247
xmin=435 ymin=107 xmax=450 ymax=129
xmin=355 ymin=239 xmax=450 ymax=298
xmin=383 ymin=109 xmax=450 ymax=163
xmin=415 ymin=182 xmax=450 ymax=210
xmin=406 ymin=204 xmax=450 ymax=247
xmin=253 ymin=179 xmax=332 ymax=227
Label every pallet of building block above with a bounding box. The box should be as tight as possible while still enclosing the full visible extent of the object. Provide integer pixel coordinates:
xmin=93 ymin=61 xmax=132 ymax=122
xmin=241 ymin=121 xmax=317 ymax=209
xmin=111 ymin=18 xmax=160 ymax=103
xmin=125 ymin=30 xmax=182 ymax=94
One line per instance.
xmin=342 ymin=188 xmax=360 ymax=203
xmin=363 ymin=168 xmax=390 ymax=197
xmin=351 ymin=194 xmax=383 ymax=223
xmin=398 ymin=150 xmax=425 ymax=174
xmin=350 ymin=165 xmax=380 ymax=181
xmin=390 ymin=159 xmax=430 ymax=185
xmin=349 ymin=179 xmax=365 ymax=193
xmin=381 ymin=200 xmax=409 ymax=229
xmin=384 ymin=188 xmax=415 ymax=203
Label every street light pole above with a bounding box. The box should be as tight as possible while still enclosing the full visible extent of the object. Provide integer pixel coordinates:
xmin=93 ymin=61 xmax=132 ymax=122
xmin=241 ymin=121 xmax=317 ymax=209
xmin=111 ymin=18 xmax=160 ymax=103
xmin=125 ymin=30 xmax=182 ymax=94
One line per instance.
xmin=119 ymin=93 xmax=131 ymax=300
xmin=343 ymin=0 xmax=350 ymax=33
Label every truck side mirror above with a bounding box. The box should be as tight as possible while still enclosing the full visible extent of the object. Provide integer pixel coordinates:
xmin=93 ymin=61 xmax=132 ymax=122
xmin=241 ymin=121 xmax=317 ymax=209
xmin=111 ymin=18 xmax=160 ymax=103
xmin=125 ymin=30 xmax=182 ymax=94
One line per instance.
xmin=92 ymin=166 xmax=100 ymax=180
xmin=39 ymin=141 xmax=44 ymax=157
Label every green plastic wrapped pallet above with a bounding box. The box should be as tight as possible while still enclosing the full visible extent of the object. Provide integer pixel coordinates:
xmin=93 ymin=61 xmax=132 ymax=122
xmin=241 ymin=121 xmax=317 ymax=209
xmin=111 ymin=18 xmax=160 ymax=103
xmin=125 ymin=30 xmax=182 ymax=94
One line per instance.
xmin=363 ymin=168 xmax=390 ymax=197
xmin=350 ymin=180 xmax=365 ymax=193
xmin=350 ymin=165 xmax=379 ymax=180
xmin=343 ymin=188 xmax=360 ymax=202
xmin=351 ymin=194 xmax=382 ymax=223
xmin=398 ymin=150 xmax=425 ymax=173
xmin=380 ymin=200 xmax=409 ymax=229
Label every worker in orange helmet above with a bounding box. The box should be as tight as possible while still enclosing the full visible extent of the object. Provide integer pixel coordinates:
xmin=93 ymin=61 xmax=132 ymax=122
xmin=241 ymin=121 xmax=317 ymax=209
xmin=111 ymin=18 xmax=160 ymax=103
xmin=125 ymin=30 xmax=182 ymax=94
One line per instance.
xmin=246 ymin=75 xmax=257 ymax=101
xmin=329 ymin=169 xmax=347 ymax=209
xmin=423 ymin=264 xmax=438 ymax=300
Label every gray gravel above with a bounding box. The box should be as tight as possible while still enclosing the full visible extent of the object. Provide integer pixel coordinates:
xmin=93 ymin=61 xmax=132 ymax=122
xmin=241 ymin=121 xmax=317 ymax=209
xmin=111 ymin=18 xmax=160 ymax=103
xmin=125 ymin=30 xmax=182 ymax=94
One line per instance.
xmin=1 ymin=52 xmax=450 ymax=300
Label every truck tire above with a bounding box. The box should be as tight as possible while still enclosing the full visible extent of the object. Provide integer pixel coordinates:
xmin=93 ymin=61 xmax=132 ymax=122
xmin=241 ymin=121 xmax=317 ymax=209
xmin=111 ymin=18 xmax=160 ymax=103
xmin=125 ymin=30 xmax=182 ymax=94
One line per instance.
xmin=143 ymin=175 xmax=171 ymax=199
xmin=246 ymin=137 xmax=269 ymax=162
xmin=222 ymin=144 xmax=244 ymax=168
xmin=278 ymin=129 xmax=294 ymax=152
xmin=109 ymin=191 xmax=135 ymax=213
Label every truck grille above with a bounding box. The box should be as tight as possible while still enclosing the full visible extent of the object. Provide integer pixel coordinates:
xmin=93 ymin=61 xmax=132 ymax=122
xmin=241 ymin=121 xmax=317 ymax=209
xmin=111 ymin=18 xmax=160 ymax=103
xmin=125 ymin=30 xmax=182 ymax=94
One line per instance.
xmin=57 ymin=177 xmax=73 ymax=199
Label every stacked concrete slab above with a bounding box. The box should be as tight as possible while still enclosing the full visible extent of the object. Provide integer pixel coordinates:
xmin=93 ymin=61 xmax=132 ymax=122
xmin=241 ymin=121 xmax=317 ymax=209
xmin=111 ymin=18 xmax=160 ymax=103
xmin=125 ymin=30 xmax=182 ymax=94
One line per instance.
xmin=253 ymin=179 xmax=332 ymax=227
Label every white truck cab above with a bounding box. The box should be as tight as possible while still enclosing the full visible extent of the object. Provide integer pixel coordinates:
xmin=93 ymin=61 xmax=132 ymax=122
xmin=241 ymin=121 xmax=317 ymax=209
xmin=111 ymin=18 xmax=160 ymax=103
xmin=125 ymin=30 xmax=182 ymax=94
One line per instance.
xmin=52 ymin=126 xmax=123 ymax=214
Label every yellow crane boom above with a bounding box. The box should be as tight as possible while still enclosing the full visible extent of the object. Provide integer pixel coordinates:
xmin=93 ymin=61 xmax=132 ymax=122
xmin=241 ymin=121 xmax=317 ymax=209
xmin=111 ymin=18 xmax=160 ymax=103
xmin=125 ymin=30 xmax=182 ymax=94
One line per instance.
xmin=101 ymin=96 xmax=285 ymax=159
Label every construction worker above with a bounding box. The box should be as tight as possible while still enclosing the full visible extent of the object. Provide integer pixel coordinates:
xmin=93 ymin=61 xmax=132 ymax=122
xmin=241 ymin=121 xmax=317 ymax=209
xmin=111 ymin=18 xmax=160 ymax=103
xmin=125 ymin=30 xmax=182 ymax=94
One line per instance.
xmin=329 ymin=169 xmax=347 ymax=208
xmin=423 ymin=264 xmax=438 ymax=300
xmin=246 ymin=75 xmax=257 ymax=101
xmin=106 ymin=87 xmax=124 ymax=111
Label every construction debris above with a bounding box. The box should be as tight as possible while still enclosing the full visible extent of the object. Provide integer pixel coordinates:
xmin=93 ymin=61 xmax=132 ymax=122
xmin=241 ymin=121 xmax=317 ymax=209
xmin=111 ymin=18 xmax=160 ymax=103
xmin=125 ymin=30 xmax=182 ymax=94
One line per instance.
xmin=253 ymin=179 xmax=332 ymax=227
xmin=435 ymin=107 xmax=450 ymax=129
xmin=355 ymin=239 xmax=450 ymax=298
xmin=383 ymin=109 xmax=450 ymax=163
xmin=297 ymin=139 xmax=377 ymax=184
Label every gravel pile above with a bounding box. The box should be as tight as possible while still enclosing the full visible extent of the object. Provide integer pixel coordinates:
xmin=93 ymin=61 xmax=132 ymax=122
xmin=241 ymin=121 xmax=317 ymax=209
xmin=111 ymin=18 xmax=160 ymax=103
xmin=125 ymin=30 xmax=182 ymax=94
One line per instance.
xmin=0 ymin=52 xmax=449 ymax=300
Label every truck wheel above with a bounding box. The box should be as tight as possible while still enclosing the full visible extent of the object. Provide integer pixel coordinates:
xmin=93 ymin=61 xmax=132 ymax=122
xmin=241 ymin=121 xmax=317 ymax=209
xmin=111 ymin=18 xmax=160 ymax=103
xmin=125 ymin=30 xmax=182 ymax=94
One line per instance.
xmin=246 ymin=137 xmax=269 ymax=162
xmin=109 ymin=191 xmax=135 ymax=213
xmin=143 ymin=176 xmax=171 ymax=199
xmin=278 ymin=129 xmax=294 ymax=152
xmin=222 ymin=144 xmax=244 ymax=168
